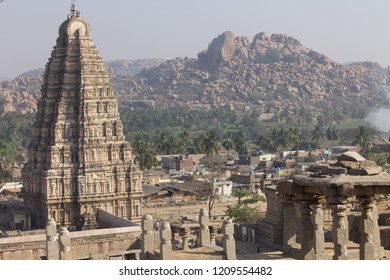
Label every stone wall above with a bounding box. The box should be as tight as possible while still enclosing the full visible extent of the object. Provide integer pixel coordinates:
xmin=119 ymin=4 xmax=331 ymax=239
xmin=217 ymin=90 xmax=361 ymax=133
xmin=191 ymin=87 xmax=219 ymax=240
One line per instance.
xmin=0 ymin=226 xmax=141 ymax=260
xmin=0 ymin=233 xmax=46 ymax=260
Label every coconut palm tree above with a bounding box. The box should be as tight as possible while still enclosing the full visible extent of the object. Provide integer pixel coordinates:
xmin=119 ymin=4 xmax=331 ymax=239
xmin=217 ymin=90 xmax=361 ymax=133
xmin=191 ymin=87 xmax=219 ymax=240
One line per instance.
xmin=257 ymin=132 xmax=278 ymax=153
xmin=326 ymin=125 xmax=338 ymax=148
xmin=233 ymin=130 xmax=248 ymax=155
xmin=165 ymin=133 xmax=178 ymax=155
xmin=155 ymin=132 xmax=167 ymax=154
xmin=132 ymin=132 xmax=148 ymax=155
xmin=135 ymin=145 xmax=158 ymax=170
xmin=311 ymin=123 xmax=324 ymax=143
xmin=287 ymin=127 xmax=302 ymax=150
xmin=201 ymin=130 xmax=221 ymax=156
xmin=352 ymin=126 xmax=372 ymax=155
xmin=178 ymin=128 xmax=193 ymax=154
xmin=222 ymin=132 xmax=235 ymax=156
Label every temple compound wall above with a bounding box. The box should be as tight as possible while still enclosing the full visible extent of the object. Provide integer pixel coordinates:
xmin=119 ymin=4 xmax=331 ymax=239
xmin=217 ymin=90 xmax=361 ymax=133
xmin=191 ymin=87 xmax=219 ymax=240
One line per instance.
xmin=259 ymin=152 xmax=390 ymax=260
xmin=0 ymin=210 xmax=141 ymax=260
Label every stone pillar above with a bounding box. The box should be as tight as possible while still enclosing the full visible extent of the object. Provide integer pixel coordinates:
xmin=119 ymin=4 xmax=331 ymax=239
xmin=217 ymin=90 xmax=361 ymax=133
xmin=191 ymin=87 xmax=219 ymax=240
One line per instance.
xmin=209 ymin=226 xmax=218 ymax=246
xmin=45 ymin=218 xmax=59 ymax=260
xmin=198 ymin=208 xmax=210 ymax=247
xmin=299 ymin=196 xmax=315 ymax=260
xmin=327 ymin=191 xmax=349 ymax=260
xmin=372 ymin=205 xmax=384 ymax=259
xmin=311 ymin=197 xmax=327 ymax=260
xmin=180 ymin=227 xmax=190 ymax=250
xmin=160 ymin=221 xmax=172 ymax=260
xmin=59 ymin=227 xmax=71 ymax=260
xmin=282 ymin=195 xmax=296 ymax=254
xmin=223 ymin=219 xmax=236 ymax=260
xmin=141 ymin=215 xmax=154 ymax=257
xmin=358 ymin=195 xmax=375 ymax=260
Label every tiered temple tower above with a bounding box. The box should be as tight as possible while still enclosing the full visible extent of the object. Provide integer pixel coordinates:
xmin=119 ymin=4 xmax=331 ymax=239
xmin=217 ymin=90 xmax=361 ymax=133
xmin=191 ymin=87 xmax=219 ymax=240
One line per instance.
xmin=22 ymin=9 xmax=143 ymax=228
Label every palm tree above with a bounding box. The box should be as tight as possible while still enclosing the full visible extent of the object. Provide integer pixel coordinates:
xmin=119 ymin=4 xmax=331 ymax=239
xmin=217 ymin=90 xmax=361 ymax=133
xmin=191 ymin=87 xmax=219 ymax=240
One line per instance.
xmin=155 ymin=132 xmax=167 ymax=154
xmin=135 ymin=144 xmax=158 ymax=170
xmin=326 ymin=125 xmax=338 ymax=148
xmin=165 ymin=134 xmax=178 ymax=155
xmin=233 ymin=130 xmax=248 ymax=155
xmin=274 ymin=127 xmax=288 ymax=148
xmin=201 ymin=130 xmax=221 ymax=156
xmin=311 ymin=123 xmax=324 ymax=143
xmin=178 ymin=128 xmax=192 ymax=154
xmin=287 ymin=127 xmax=302 ymax=150
xmin=222 ymin=132 xmax=235 ymax=156
xmin=352 ymin=126 xmax=372 ymax=155
xmin=257 ymin=132 xmax=278 ymax=153
xmin=132 ymin=132 xmax=148 ymax=155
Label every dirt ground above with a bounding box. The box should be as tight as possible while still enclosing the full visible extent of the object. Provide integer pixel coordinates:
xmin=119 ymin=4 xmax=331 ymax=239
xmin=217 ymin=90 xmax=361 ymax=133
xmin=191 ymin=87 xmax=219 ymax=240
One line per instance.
xmin=143 ymin=198 xmax=267 ymax=222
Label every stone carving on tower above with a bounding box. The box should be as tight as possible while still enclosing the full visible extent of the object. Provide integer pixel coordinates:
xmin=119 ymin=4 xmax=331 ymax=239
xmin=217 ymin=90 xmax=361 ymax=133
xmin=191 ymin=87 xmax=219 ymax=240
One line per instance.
xmin=22 ymin=8 xmax=143 ymax=228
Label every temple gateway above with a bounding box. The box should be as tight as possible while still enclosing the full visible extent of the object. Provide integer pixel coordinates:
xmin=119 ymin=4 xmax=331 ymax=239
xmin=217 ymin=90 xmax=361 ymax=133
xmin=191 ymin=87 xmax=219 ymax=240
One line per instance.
xmin=21 ymin=9 xmax=143 ymax=229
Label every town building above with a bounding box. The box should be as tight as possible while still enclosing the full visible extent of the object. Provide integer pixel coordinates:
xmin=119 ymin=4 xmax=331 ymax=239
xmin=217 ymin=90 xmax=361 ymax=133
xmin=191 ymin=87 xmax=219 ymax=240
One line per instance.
xmin=161 ymin=154 xmax=195 ymax=171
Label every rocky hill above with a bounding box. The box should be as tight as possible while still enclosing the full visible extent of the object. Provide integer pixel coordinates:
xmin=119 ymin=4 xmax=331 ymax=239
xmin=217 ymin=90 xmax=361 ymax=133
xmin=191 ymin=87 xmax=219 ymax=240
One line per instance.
xmin=106 ymin=58 xmax=167 ymax=76
xmin=133 ymin=32 xmax=390 ymax=120
xmin=1 ymin=32 xmax=389 ymax=120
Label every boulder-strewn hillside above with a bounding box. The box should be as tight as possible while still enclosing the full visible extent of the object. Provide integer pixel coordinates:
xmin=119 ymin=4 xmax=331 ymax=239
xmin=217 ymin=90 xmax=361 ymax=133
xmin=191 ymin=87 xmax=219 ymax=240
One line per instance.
xmin=1 ymin=32 xmax=389 ymax=119
xmin=106 ymin=59 xmax=167 ymax=76
xmin=133 ymin=32 xmax=390 ymax=119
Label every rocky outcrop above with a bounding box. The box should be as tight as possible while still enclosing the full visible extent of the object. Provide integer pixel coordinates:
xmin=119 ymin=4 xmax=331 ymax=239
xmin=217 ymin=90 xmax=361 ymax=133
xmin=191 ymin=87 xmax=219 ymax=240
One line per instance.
xmin=1 ymin=32 xmax=389 ymax=116
xmin=0 ymin=76 xmax=41 ymax=114
xmin=198 ymin=31 xmax=250 ymax=70
xmin=133 ymin=31 xmax=389 ymax=117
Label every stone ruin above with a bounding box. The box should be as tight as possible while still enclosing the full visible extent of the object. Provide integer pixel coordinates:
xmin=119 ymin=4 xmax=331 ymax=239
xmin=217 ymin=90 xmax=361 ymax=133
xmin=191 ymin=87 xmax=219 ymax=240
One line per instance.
xmin=261 ymin=151 xmax=390 ymax=260
xmin=141 ymin=208 xmax=236 ymax=260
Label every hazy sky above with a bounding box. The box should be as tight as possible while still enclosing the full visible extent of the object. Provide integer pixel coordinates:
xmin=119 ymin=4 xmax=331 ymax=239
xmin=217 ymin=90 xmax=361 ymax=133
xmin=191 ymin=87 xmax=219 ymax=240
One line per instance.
xmin=1 ymin=0 xmax=390 ymax=79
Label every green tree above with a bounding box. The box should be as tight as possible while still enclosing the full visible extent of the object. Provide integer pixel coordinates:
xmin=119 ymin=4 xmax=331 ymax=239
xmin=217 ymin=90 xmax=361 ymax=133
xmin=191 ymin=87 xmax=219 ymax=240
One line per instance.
xmin=165 ymin=133 xmax=178 ymax=155
xmin=226 ymin=190 xmax=265 ymax=223
xmin=326 ymin=125 xmax=338 ymax=148
xmin=178 ymin=128 xmax=192 ymax=154
xmin=233 ymin=130 xmax=248 ymax=155
xmin=199 ymin=129 xmax=222 ymax=217
xmin=311 ymin=123 xmax=324 ymax=143
xmin=201 ymin=130 xmax=221 ymax=156
xmin=286 ymin=127 xmax=302 ymax=150
xmin=135 ymin=144 xmax=158 ymax=170
xmin=222 ymin=132 xmax=235 ymax=156
xmin=352 ymin=126 xmax=372 ymax=155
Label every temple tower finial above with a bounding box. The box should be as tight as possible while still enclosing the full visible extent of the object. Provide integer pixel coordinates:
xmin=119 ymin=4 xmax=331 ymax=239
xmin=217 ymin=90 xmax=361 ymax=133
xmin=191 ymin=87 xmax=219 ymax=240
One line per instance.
xmin=69 ymin=0 xmax=76 ymax=18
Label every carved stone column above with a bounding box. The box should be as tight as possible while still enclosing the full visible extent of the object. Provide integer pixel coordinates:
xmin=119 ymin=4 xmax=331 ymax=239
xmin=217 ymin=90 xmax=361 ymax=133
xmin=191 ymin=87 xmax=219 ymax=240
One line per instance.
xmin=59 ymin=227 xmax=71 ymax=260
xmin=141 ymin=215 xmax=154 ymax=257
xmin=159 ymin=221 xmax=172 ymax=260
xmin=326 ymin=190 xmax=349 ymax=260
xmin=358 ymin=195 xmax=375 ymax=260
xmin=222 ymin=219 xmax=236 ymax=260
xmin=282 ymin=195 xmax=296 ymax=254
xmin=198 ymin=208 xmax=210 ymax=247
xmin=372 ymin=205 xmax=384 ymax=259
xmin=209 ymin=225 xmax=218 ymax=246
xmin=298 ymin=194 xmax=315 ymax=260
xmin=45 ymin=218 xmax=59 ymax=260
xmin=311 ymin=197 xmax=327 ymax=260
xmin=180 ymin=227 xmax=190 ymax=250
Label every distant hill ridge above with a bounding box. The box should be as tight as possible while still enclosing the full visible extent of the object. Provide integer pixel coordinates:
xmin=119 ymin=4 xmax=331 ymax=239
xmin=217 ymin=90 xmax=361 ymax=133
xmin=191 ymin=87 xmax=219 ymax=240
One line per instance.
xmin=0 ymin=32 xmax=389 ymax=118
